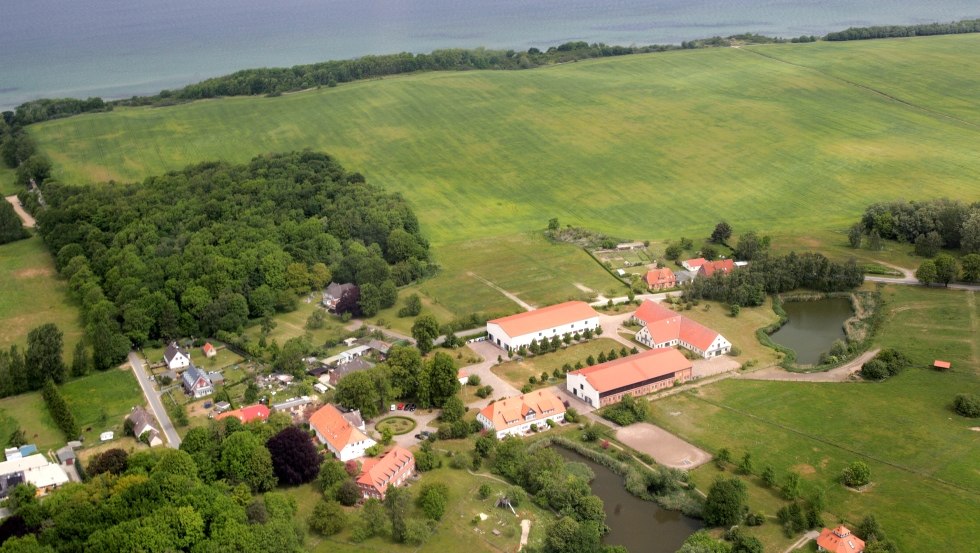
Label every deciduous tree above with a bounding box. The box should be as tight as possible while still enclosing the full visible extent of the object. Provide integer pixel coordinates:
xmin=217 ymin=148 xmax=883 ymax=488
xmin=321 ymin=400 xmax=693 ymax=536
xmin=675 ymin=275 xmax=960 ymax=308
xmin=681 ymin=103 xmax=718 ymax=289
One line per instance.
xmin=710 ymin=222 xmax=733 ymax=244
xmin=266 ymin=426 xmax=323 ymax=486
xmin=703 ymin=477 xmax=748 ymax=526
xmin=412 ymin=314 xmax=439 ymax=355
xmin=25 ymin=323 xmax=65 ymax=387
xmin=933 ymin=253 xmax=959 ymax=286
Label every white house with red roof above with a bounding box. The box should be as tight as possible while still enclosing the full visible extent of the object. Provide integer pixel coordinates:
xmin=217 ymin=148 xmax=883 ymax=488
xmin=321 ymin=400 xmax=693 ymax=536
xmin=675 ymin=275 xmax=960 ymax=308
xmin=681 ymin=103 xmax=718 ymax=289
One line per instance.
xmin=202 ymin=342 xmax=217 ymax=358
xmin=477 ymin=389 xmax=566 ymax=439
xmin=816 ymin=525 xmax=865 ymax=553
xmin=216 ymin=404 xmax=270 ymax=424
xmin=567 ymin=348 xmax=692 ymax=407
xmin=486 ymin=301 xmax=599 ymax=351
xmin=309 ymin=404 xmax=376 ymax=461
xmin=699 ymin=259 xmax=735 ymax=277
xmin=645 ymin=267 xmax=676 ymax=290
xmin=357 ymin=446 xmax=415 ymax=500
xmin=681 ymin=258 xmax=707 ymax=271
xmin=632 ymin=300 xmax=731 ymax=358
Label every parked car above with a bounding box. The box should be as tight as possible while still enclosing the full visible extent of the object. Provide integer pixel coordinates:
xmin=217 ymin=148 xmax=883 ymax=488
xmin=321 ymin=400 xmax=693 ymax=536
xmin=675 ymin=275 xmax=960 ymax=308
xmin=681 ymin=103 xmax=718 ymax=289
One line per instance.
xmin=397 ymin=403 xmax=405 ymax=410
xmin=390 ymin=404 xmax=396 ymax=411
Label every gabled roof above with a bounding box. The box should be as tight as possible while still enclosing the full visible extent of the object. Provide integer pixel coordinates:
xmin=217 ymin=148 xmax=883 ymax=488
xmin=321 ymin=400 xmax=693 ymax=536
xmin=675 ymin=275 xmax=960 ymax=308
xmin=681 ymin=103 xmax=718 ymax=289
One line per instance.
xmin=217 ymin=404 xmax=270 ymax=424
xmin=272 ymin=396 xmax=314 ymax=411
xmin=645 ymin=268 xmax=676 ymax=287
xmin=164 ymin=342 xmax=189 ymax=364
xmin=357 ymin=447 xmax=414 ymax=495
xmin=816 ymin=526 xmax=865 ymax=553
xmin=633 ymin=300 xmax=725 ymax=351
xmin=202 ymin=342 xmax=216 ymax=354
xmin=683 ymin=258 xmax=707 ymax=268
xmin=329 ymin=357 xmax=375 ymax=385
xmin=569 ymin=348 xmax=691 ymax=393
xmin=325 ymin=282 xmax=355 ymax=299
xmin=479 ymin=389 xmax=565 ymax=432
xmin=488 ymin=301 xmax=598 ymax=338
xmin=309 ymin=404 xmax=372 ymax=452
xmin=182 ymin=365 xmax=211 ymax=390
xmin=128 ymin=407 xmax=157 ymax=434
xmin=699 ymin=259 xmax=735 ymax=277
xmin=366 ymin=340 xmax=391 ymax=354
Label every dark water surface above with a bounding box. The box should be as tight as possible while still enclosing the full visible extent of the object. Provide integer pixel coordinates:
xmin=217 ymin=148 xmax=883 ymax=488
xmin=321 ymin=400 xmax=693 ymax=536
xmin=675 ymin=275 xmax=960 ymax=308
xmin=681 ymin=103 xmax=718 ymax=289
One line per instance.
xmin=554 ymin=446 xmax=701 ymax=553
xmin=770 ymin=298 xmax=852 ymax=365
xmin=2 ymin=1 xmax=978 ymax=109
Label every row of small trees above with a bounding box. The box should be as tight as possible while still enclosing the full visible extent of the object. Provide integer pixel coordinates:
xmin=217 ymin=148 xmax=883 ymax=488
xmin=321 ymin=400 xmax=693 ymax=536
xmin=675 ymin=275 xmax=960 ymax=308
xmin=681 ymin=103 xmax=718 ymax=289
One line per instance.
xmin=41 ymin=379 xmax=78 ymax=440
xmin=916 ymin=253 xmax=980 ymax=285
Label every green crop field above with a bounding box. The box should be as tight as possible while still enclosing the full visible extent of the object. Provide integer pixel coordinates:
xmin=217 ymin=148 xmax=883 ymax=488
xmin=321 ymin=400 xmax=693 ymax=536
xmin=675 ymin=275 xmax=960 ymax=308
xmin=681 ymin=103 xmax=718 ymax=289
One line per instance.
xmin=28 ymin=35 xmax=980 ymax=314
xmin=647 ymin=286 xmax=980 ymax=552
xmin=0 ymin=236 xmax=83 ymax=363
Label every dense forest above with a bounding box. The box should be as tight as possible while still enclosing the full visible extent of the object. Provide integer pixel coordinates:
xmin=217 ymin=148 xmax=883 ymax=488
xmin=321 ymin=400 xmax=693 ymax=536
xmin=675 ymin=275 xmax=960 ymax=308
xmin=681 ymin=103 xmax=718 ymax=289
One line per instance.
xmin=685 ymin=252 xmax=865 ymax=306
xmin=35 ymin=151 xmax=431 ymax=367
xmin=825 ymin=18 xmax=980 ymax=41
xmin=857 ymin=199 xmax=980 ymax=254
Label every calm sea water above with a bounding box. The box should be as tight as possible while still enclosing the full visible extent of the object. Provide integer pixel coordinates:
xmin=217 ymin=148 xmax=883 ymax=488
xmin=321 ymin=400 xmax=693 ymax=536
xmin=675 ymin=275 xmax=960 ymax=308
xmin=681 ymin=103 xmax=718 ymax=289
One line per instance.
xmin=1 ymin=0 xmax=977 ymax=110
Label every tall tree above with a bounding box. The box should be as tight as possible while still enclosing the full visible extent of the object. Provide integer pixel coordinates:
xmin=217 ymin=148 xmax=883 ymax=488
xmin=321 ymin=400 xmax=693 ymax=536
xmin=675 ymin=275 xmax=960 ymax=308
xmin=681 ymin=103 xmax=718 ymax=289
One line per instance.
xmin=385 ymin=346 xmax=423 ymax=398
xmin=412 ymin=315 xmax=439 ymax=355
xmin=703 ymin=477 xmax=748 ymax=526
xmin=335 ymin=371 xmax=382 ymax=418
xmin=915 ymin=260 xmax=938 ymax=286
xmin=384 ymin=486 xmax=412 ymax=543
xmin=70 ymin=341 xmax=89 ymax=377
xmin=427 ymin=352 xmax=460 ymax=408
xmin=710 ymin=221 xmax=732 ymax=243
xmin=25 ymin=323 xmax=65 ymax=388
xmin=266 ymin=426 xmax=323 ymax=486
xmin=0 ymin=200 xmax=29 ymax=245
xmin=933 ymin=253 xmax=959 ymax=286
xmin=847 ymin=223 xmax=863 ymax=248
xmin=220 ymin=431 xmax=277 ymax=492
xmin=961 ymin=253 xmax=980 ymax=282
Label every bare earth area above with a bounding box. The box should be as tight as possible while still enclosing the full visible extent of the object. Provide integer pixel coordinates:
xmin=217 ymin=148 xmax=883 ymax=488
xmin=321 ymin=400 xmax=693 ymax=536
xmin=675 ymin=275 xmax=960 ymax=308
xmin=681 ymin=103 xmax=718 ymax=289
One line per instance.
xmin=741 ymin=348 xmax=880 ymax=382
xmin=615 ymin=422 xmax=712 ymax=469
xmin=4 ymin=195 xmax=35 ymax=228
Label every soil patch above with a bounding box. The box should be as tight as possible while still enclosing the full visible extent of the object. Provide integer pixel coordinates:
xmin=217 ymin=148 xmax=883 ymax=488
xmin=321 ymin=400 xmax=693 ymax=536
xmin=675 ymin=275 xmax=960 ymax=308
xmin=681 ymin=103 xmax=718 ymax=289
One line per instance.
xmin=14 ymin=267 xmax=54 ymax=279
xmin=792 ymin=463 xmax=816 ymax=475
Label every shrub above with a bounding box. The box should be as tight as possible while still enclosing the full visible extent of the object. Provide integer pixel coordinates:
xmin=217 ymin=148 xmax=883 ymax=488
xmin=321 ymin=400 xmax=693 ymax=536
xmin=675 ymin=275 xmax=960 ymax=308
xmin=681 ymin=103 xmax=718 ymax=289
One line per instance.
xmin=953 ymin=393 xmax=980 ymax=417
xmin=416 ymin=483 xmax=450 ymax=520
xmin=564 ymin=407 xmax=579 ymax=423
xmin=308 ymin=499 xmax=346 ymax=536
xmin=745 ymin=512 xmax=765 ymax=526
xmin=478 ymin=483 xmax=492 ymax=499
xmin=521 ymin=384 xmax=532 ymax=394
xmin=841 ymin=461 xmax=871 ymax=487
xmin=337 ymin=479 xmax=361 ymax=506
xmin=467 ymin=374 xmax=481 ymax=386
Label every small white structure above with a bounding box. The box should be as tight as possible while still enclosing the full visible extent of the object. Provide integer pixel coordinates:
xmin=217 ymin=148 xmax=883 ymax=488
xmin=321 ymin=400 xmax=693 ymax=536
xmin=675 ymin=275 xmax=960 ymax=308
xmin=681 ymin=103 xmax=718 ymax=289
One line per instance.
xmin=309 ymin=404 xmax=376 ymax=461
xmin=457 ymin=369 xmax=469 ymax=385
xmin=486 ymin=301 xmax=599 ymax=351
xmin=313 ymin=382 xmax=329 ymax=394
xmin=163 ymin=342 xmax=191 ymax=371
xmin=99 ymin=431 xmax=114 ymax=442
xmin=477 ymin=389 xmax=566 ymax=439
xmin=681 ymin=258 xmax=707 ymax=272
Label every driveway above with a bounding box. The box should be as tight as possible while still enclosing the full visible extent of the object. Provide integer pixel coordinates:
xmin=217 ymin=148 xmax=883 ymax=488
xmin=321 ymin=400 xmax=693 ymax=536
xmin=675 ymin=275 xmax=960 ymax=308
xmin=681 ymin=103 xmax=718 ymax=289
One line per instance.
xmin=382 ymin=408 xmax=441 ymax=449
xmin=692 ymin=355 xmax=741 ymax=379
xmin=597 ymin=312 xmax=639 ymax=349
xmin=129 ymin=351 xmax=182 ymax=448
xmin=463 ymin=341 xmax=522 ymax=407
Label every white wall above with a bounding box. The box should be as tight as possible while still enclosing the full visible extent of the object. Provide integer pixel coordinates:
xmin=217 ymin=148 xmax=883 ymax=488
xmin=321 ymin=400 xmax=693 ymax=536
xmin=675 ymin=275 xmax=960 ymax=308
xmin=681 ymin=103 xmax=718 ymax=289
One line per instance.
xmin=168 ymin=354 xmax=190 ymax=370
xmin=478 ymin=412 xmax=565 ymax=439
xmin=318 ymin=431 xmax=377 ymax=462
xmin=486 ymin=316 xmax=599 ymax=351
xmin=566 ymin=373 xmax=600 ymax=407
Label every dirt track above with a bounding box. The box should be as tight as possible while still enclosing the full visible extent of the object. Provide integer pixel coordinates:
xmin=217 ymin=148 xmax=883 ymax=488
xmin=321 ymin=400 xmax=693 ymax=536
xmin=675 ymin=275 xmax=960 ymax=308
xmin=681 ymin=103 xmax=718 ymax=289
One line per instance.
xmin=4 ymin=195 xmax=35 ymax=228
xmin=740 ymin=348 xmax=880 ymax=382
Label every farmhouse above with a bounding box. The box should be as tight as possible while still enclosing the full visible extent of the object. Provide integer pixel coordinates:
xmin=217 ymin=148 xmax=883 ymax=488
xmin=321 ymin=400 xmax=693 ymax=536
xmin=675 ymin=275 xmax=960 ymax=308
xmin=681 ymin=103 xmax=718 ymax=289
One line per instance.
xmin=566 ymin=348 xmax=692 ymax=407
xmin=632 ymin=300 xmax=731 ymax=358
xmin=357 ymin=446 xmax=415 ymax=500
xmin=645 ymin=267 xmax=676 ymax=290
xmin=681 ymin=258 xmax=707 ymax=272
xmin=309 ymin=404 xmax=376 ymax=461
xmin=127 ymin=407 xmax=163 ymax=447
xmin=163 ymin=342 xmax=191 ymax=370
xmin=322 ymin=282 xmax=355 ymax=311
xmin=181 ymin=365 xmax=214 ymax=398
xmin=217 ymin=404 xmax=270 ymax=424
xmin=816 ymin=525 xmax=865 ymax=553
xmin=698 ymin=259 xmax=735 ymax=277
xmin=477 ymin=389 xmax=566 ymax=439
xmin=486 ymin=301 xmax=599 ymax=351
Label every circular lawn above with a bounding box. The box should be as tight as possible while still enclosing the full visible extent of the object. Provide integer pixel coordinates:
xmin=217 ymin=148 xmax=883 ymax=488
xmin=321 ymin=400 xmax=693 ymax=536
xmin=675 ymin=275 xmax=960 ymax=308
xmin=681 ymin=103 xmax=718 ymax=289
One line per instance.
xmin=375 ymin=416 xmax=416 ymax=435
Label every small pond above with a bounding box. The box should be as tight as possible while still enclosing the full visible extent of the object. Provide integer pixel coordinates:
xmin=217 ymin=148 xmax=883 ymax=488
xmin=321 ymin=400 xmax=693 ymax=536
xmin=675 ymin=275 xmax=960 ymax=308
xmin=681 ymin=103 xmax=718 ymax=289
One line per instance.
xmin=769 ymin=297 xmax=852 ymax=365
xmin=554 ymin=447 xmax=701 ymax=553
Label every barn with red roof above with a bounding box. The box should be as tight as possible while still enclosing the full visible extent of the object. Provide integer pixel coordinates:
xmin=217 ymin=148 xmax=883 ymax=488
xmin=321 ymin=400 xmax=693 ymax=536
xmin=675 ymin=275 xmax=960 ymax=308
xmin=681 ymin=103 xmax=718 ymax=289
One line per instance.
xmin=632 ymin=300 xmax=731 ymax=358
xmin=566 ymin=348 xmax=693 ymax=407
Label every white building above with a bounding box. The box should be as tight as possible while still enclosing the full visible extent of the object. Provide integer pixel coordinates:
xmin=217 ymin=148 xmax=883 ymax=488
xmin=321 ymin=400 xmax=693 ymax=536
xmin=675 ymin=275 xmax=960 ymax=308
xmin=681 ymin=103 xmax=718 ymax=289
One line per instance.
xmin=477 ymin=389 xmax=566 ymax=439
xmin=486 ymin=301 xmax=599 ymax=351
xmin=632 ymin=300 xmax=731 ymax=358
xmin=566 ymin=348 xmax=693 ymax=408
xmin=0 ymin=454 xmax=69 ymax=497
xmin=309 ymin=404 xmax=376 ymax=461
xmin=163 ymin=342 xmax=191 ymax=371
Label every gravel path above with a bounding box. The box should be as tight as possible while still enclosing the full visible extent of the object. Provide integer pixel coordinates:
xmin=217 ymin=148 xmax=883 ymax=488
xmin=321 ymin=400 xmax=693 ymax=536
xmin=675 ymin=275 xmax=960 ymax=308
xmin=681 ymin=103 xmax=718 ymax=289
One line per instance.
xmin=4 ymin=195 xmax=35 ymax=228
xmin=468 ymin=272 xmax=535 ymax=311
xmin=741 ymin=348 xmax=880 ymax=382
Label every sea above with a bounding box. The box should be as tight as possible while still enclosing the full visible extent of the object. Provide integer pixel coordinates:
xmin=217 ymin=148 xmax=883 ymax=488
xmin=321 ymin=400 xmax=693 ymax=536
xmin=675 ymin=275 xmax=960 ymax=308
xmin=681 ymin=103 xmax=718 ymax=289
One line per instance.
xmin=1 ymin=0 xmax=978 ymax=111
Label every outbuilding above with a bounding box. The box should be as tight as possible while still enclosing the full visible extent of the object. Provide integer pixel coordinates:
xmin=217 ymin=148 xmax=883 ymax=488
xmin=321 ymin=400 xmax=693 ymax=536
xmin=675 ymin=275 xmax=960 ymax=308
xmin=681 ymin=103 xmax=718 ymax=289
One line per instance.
xmin=486 ymin=301 xmax=599 ymax=351
xmin=566 ymin=348 xmax=692 ymax=407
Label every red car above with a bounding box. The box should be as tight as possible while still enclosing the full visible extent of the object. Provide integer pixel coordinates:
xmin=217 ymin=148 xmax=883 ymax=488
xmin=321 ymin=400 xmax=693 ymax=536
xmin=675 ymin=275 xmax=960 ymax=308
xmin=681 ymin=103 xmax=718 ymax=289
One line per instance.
xmin=397 ymin=403 xmax=405 ymax=410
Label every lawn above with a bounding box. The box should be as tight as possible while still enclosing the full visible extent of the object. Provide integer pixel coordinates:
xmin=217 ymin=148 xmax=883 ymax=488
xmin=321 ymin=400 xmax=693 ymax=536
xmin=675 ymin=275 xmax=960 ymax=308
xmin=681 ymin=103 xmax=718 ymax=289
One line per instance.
xmin=663 ymin=298 xmax=781 ymax=367
xmin=244 ymin=300 xmax=352 ymax=349
xmin=0 ymin=236 xmax=84 ymax=364
xmin=646 ymin=286 xmax=980 ymax=552
xmin=0 ymin=166 xmax=18 ymax=196
xmin=29 ymin=35 xmax=980 ymax=317
xmin=375 ymin=416 xmax=416 ymax=435
xmin=493 ymin=337 xmax=625 ymax=390
xmin=0 ymin=368 xmax=142 ymax=454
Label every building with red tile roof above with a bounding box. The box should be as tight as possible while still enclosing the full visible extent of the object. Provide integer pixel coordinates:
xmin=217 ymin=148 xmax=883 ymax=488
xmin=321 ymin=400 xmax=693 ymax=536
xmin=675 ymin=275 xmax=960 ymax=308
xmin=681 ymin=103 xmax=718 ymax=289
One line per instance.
xmin=816 ymin=525 xmax=865 ymax=553
xmin=681 ymin=258 xmax=707 ymax=271
xmin=698 ymin=259 xmax=735 ymax=277
xmin=486 ymin=301 xmax=599 ymax=351
xmin=645 ymin=267 xmax=677 ymax=290
xmin=632 ymin=300 xmax=731 ymax=358
xmin=216 ymin=404 xmax=270 ymax=424
xmin=357 ymin=446 xmax=415 ymax=500
xmin=202 ymin=342 xmax=217 ymax=358
xmin=933 ymin=360 xmax=951 ymax=370
xmin=566 ymin=348 xmax=692 ymax=407
xmin=309 ymin=404 xmax=376 ymax=461
xmin=477 ymin=389 xmax=566 ymax=439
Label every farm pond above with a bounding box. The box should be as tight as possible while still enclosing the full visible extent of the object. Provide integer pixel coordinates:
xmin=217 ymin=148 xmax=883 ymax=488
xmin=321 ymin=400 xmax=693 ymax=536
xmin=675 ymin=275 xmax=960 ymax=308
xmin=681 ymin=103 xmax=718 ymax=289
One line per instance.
xmin=769 ymin=297 xmax=852 ymax=365
xmin=553 ymin=447 xmax=700 ymax=552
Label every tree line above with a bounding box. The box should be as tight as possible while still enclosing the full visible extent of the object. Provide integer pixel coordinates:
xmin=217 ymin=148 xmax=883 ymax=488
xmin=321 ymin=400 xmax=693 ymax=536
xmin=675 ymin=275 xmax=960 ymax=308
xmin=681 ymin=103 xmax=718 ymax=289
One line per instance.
xmin=0 ymin=323 xmax=82 ymax=399
xmin=0 ymin=199 xmax=29 ymax=245
xmin=855 ymin=198 xmax=980 ymax=255
xmin=684 ymin=251 xmax=864 ymax=307
xmin=0 ymin=116 xmax=53 ymax=188
xmin=35 ymin=152 xmax=431 ymax=368
xmin=825 ymin=18 xmax=980 ymax=41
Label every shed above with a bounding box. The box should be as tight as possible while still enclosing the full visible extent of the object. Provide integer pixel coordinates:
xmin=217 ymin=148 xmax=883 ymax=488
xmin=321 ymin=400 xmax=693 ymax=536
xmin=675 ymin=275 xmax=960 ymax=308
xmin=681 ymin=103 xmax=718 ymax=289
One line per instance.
xmin=55 ymin=446 xmax=76 ymax=465
xmin=933 ymin=360 xmax=951 ymax=370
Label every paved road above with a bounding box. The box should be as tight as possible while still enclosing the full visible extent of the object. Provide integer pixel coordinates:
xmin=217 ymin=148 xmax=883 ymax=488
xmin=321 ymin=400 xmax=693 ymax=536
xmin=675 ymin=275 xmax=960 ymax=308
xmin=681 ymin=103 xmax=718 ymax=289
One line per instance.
xmin=461 ymin=341 xmax=522 ymax=407
xmin=128 ymin=351 xmax=182 ymax=448
xmin=4 ymin=195 xmax=35 ymax=228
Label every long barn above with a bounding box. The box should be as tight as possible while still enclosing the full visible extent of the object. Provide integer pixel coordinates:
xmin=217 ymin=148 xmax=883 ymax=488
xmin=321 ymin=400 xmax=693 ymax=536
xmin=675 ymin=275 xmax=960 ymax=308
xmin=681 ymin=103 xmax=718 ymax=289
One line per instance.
xmin=486 ymin=301 xmax=599 ymax=351
xmin=566 ymin=348 xmax=693 ymax=407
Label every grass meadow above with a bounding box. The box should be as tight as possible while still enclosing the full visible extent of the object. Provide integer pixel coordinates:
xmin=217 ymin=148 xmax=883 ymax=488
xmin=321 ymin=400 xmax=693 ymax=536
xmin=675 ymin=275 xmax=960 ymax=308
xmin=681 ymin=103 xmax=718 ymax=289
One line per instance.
xmin=0 ymin=236 xmax=83 ymax=364
xmin=494 ymin=337 xmax=624 ymax=390
xmin=647 ymin=286 xmax=980 ymax=552
xmin=28 ymin=35 xmax=980 ymax=315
